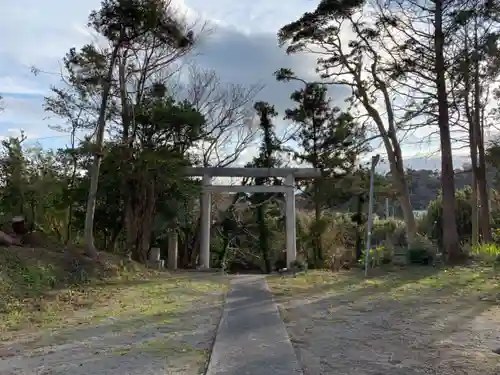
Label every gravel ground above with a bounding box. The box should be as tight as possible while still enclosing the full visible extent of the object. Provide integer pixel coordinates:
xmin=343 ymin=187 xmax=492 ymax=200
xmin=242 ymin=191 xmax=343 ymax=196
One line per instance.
xmin=0 ymin=282 xmax=226 ymax=375
xmin=272 ymin=271 xmax=500 ymax=375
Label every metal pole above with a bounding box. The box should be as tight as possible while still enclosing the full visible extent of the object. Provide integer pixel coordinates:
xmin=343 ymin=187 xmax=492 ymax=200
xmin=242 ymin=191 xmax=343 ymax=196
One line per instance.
xmin=365 ymin=155 xmax=379 ymax=277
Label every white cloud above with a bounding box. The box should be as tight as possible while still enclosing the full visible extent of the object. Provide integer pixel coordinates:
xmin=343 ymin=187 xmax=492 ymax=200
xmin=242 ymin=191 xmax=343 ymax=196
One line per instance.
xmin=0 ymin=77 xmax=47 ymax=96
xmin=0 ymin=0 xmax=446 ymax=168
xmin=0 ymin=2 xmax=98 ymax=69
xmin=183 ymin=0 xmax=315 ymax=33
xmin=0 ymin=95 xmax=48 ymax=138
xmin=0 ymin=0 xmax=320 ymax=150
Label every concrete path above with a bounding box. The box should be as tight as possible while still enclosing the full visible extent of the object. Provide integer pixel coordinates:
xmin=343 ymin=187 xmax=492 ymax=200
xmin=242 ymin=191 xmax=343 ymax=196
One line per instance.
xmin=206 ymin=275 xmax=303 ymax=375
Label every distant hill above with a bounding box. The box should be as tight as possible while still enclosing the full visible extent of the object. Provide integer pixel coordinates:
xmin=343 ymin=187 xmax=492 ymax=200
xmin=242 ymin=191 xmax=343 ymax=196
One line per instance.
xmin=377 ymin=155 xmax=471 ymax=172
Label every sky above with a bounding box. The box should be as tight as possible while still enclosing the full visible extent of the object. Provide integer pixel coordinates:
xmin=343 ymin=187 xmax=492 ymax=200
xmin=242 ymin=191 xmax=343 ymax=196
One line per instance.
xmin=0 ymin=0 xmax=457 ymax=170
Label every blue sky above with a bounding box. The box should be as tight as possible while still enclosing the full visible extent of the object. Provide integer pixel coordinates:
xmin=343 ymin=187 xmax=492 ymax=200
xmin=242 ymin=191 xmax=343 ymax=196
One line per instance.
xmin=0 ymin=0 xmax=448 ymax=169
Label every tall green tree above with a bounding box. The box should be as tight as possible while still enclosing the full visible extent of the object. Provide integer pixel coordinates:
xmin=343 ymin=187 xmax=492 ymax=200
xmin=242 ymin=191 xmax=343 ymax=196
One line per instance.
xmin=122 ymin=88 xmax=204 ymax=261
xmin=449 ymin=3 xmax=500 ymax=243
xmin=373 ymin=0 xmax=500 ymax=258
xmin=51 ymin=0 xmax=194 ymax=257
xmin=277 ymin=0 xmax=419 ymax=248
xmin=249 ymin=101 xmax=284 ymax=273
xmin=281 ymin=75 xmax=366 ymax=265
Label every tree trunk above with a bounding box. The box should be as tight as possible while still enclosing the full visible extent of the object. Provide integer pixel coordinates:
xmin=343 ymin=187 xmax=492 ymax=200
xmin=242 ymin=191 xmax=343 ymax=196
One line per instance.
xmin=354 ymin=71 xmax=417 ymax=246
xmin=83 ymin=44 xmax=120 ymax=259
xmin=139 ymin=179 xmax=157 ymax=262
xmin=313 ymin=182 xmax=323 ymax=266
xmin=394 ymin=172 xmax=418 ymax=245
xmin=354 ymin=194 xmax=364 ymax=261
xmin=256 ymin=201 xmax=271 ymax=273
xmin=434 ymin=0 xmax=460 ymax=262
xmin=473 ymin=24 xmax=492 ymax=242
xmin=462 ymin=25 xmax=479 ymax=246
xmin=472 ymin=173 xmax=479 ymax=245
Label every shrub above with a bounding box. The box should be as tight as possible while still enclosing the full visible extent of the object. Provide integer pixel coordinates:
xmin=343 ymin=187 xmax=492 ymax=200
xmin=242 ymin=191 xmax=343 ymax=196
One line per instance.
xmin=296 ymin=212 xmax=357 ymax=268
xmin=407 ymin=234 xmax=438 ymax=265
xmin=359 ymin=245 xmax=387 ymax=268
xmin=370 ymin=218 xmax=406 ymax=246
xmin=291 ymin=259 xmax=307 ymax=272
xmin=425 ymin=187 xmax=473 ymax=246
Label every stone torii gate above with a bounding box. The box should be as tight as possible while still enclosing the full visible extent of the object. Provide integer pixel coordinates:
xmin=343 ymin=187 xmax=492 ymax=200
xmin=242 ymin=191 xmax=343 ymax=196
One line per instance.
xmin=184 ymin=167 xmax=321 ymax=269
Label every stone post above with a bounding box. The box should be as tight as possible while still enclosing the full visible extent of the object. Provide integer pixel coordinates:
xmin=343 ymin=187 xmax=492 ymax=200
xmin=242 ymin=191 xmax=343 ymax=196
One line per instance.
xmin=148 ymin=247 xmax=163 ymax=269
xmin=200 ymin=174 xmax=212 ymax=269
xmin=285 ymin=174 xmax=297 ymax=268
xmin=167 ymin=232 xmax=178 ymax=270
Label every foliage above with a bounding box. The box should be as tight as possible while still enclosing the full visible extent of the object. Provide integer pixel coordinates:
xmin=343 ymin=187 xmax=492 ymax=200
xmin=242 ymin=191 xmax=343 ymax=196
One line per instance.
xmin=470 ymin=243 xmax=500 ymax=263
xmin=407 ymin=234 xmax=439 ymax=265
xmin=247 ymin=101 xmax=284 ymax=273
xmin=3 ymin=0 xmax=498 ymax=286
xmin=424 ymin=187 xmax=474 ymax=246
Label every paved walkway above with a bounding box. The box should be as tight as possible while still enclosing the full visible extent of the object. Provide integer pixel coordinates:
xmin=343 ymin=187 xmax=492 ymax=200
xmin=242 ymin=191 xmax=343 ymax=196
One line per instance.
xmin=206 ymin=275 xmax=303 ymax=375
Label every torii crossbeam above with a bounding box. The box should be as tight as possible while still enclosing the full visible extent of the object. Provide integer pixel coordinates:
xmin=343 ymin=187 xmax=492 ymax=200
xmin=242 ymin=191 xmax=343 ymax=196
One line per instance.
xmin=184 ymin=167 xmax=321 ymax=269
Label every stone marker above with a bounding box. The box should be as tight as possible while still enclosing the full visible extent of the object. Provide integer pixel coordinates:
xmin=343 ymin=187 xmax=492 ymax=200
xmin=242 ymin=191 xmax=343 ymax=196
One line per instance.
xmin=167 ymin=233 xmax=178 ymax=270
xmin=148 ymin=247 xmax=163 ymax=269
xmin=392 ymin=250 xmax=408 ymax=266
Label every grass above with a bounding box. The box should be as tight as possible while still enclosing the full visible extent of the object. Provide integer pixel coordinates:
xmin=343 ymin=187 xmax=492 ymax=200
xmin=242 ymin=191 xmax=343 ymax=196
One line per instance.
xmin=471 ymin=243 xmax=500 ymax=262
xmin=0 ymin=246 xmax=229 ymax=340
xmin=267 ymin=264 xmax=500 ymax=303
xmin=111 ymin=338 xmax=209 ymax=360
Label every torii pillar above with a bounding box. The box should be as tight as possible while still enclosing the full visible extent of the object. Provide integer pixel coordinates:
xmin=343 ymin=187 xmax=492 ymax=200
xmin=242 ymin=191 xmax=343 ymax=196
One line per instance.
xmin=200 ymin=174 xmax=212 ymax=269
xmin=284 ymin=174 xmax=296 ymax=267
xmin=186 ymin=167 xmax=321 ymax=269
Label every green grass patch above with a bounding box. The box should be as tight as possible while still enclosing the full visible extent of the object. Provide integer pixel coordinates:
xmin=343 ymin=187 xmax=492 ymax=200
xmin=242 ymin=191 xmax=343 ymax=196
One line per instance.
xmin=267 ymin=265 xmax=499 ymax=303
xmin=471 ymin=243 xmax=500 ymax=262
xmin=0 ymin=247 xmax=229 ymax=338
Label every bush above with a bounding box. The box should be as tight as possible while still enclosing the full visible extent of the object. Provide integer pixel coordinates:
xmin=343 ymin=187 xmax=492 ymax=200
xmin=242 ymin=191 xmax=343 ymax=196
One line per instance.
xmin=407 ymin=234 xmax=438 ymax=265
xmin=424 ymin=187 xmax=473 ymax=246
xmin=296 ymin=212 xmax=357 ymax=268
xmin=359 ymin=245 xmax=388 ymax=268
xmin=291 ymin=259 xmax=307 ymax=272
xmin=296 ymin=211 xmax=410 ymax=269
xmin=370 ymin=218 xmax=406 ymax=246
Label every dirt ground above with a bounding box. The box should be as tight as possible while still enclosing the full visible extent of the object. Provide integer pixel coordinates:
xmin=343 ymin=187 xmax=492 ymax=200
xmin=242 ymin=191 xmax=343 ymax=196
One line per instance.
xmin=0 ymin=247 xmax=229 ymax=375
xmin=268 ymin=266 xmax=500 ymax=375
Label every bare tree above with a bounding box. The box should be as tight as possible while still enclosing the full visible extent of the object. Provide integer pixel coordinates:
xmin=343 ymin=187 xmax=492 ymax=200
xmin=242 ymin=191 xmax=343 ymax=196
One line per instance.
xmin=183 ymin=64 xmax=262 ymax=167
xmin=171 ymin=64 xmax=262 ymax=266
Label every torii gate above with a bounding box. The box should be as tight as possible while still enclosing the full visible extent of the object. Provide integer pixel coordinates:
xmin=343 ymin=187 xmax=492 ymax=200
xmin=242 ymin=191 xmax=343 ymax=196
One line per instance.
xmin=184 ymin=167 xmax=321 ymax=269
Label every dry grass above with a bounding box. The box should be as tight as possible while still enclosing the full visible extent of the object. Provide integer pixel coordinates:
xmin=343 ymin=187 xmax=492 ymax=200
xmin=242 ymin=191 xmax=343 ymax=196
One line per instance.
xmin=267 ymin=265 xmax=499 ymax=302
xmin=0 ymin=247 xmax=229 ymax=338
xmin=0 ymin=246 xmax=229 ymax=374
xmin=267 ymin=266 xmax=500 ymax=375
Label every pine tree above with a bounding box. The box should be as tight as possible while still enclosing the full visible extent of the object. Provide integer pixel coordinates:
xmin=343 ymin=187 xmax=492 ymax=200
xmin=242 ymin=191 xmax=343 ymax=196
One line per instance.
xmin=284 ymin=81 xmax=365 ymax=266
